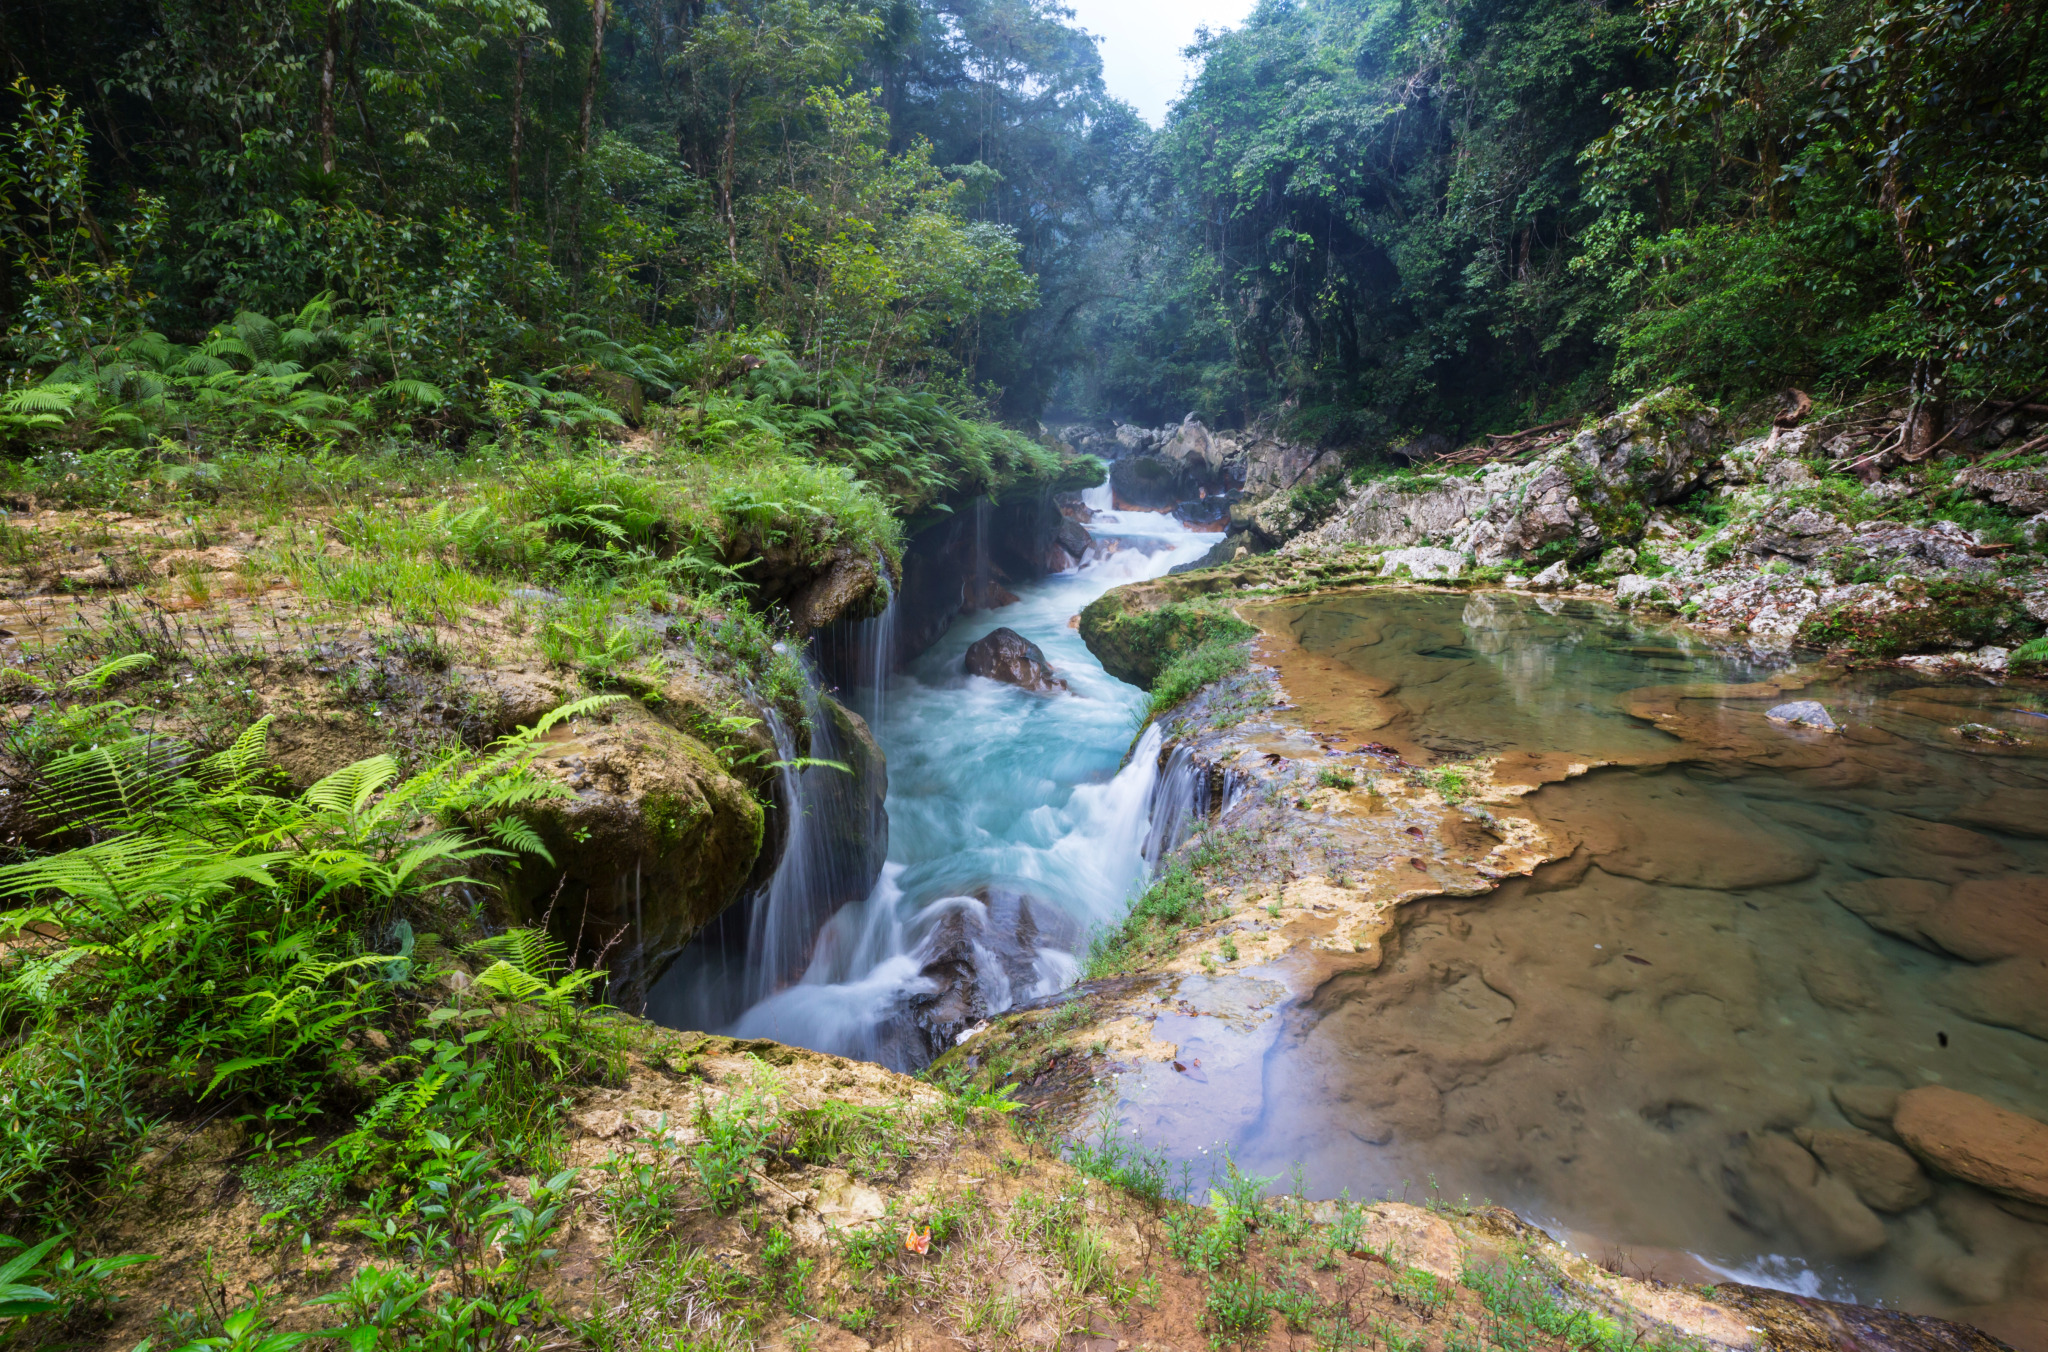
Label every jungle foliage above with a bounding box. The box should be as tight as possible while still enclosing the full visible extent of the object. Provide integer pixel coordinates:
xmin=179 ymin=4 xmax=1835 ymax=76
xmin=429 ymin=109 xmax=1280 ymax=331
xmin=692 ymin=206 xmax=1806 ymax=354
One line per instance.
xmin=1064 ymin=0 xmax=2048 ymax=450
xmin=0 ymin=0 xmax=1143 ymax=449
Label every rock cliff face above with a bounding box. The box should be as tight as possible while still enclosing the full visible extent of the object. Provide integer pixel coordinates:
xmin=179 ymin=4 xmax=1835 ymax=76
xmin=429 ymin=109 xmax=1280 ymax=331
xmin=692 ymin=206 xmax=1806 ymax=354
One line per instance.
xmin=816 ymin=486 xmax=1088 ymax=691
xmin=1283 ymin=390 xmax=1724 ymax=564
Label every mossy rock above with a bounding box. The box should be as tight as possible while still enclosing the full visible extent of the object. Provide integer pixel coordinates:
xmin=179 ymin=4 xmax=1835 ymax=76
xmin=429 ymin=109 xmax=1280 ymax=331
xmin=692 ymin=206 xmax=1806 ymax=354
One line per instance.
xmin=1078 ymin=588 xmax=1256 ymax=689
xmin=507 ymin=698 xmax=767 ymax=1011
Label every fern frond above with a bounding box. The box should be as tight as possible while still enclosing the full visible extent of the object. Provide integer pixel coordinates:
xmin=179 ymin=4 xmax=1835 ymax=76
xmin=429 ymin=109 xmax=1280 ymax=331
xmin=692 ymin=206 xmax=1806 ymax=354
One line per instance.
xmin=303 ymin=756 xmax=399 ymax=821
xmin=484 ymin=817 xmax=552 ymax=864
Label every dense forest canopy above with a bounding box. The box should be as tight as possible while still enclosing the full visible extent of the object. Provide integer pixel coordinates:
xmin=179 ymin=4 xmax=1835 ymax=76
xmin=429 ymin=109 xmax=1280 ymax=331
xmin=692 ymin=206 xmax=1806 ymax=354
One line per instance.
xmin=1072 ymin=0 xmax=2047 ymax=448
xmin=1 ymin=0 xmax=2043 ymax=456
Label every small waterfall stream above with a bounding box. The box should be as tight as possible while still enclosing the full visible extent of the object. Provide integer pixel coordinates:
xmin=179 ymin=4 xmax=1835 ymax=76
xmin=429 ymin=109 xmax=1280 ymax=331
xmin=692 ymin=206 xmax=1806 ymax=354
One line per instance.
xmin=654 ymin=485 xmax=1216 ymax=1067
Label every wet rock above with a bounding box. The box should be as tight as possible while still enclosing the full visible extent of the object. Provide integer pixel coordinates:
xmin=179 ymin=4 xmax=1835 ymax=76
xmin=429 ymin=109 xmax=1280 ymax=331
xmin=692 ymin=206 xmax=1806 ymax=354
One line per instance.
xmin=1054 ymin=517 xmax=1093 ymax=564
xmin=1794 ymin=1127 xmax=1931 ymax=1212
xmin=1748 ymin=1134 xmax=1890 ymax=1258
xmin=1894 ymin=1085 xmax=2048 ymax=1205
xmin=509 ymin=697 xmax=767 ymax=1012
xmin=1379 ymin=546 xmax=1466 ymax=581
xmin=1159 ymin=414 xmax=1227 ymax=475
xmin=1170 ymin=530 xmax=1256 ymax=575
xmin=741 ymin=541 xmax=888 ymax=635
xmin=892 ymin=889 xmax=1080 ymax=1067
xmin=1833 ymin=1084 xmax=1903 ymax=1138
xmin=964 ymin=627 xmax=1066 ymax=693
xmin=1527 ymin=560 xmax=1571 ymax=591
xmin=1110 ymin=455 xmax=1186 ymax=510
xmin=1767 ymin=701 xmax=1840 ymax=732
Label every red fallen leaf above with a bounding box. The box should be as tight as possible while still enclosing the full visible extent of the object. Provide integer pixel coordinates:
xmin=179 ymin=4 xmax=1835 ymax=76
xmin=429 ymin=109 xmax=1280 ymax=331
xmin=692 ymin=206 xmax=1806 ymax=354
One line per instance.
xmin=1624 ymin=954 xmax=1652 ymax=966
xmin=905 ymin=1226 xmax=931 ymax=1255
xmin=1411 ymin=858 xmax=1428 ymax=871
xmin=1405 ymin=826 xmax=1425 ymax=838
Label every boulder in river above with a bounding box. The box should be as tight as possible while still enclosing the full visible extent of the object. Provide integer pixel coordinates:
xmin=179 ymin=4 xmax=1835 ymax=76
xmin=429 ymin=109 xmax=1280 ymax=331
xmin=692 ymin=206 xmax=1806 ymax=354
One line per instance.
xmin=1054 ymin=517 xmax=1094 ymax=566
xmin=964 ymin=627 xmax=1066 ymax=693
xmin=1893 ymin=1085 xmax=2048 ymax=1205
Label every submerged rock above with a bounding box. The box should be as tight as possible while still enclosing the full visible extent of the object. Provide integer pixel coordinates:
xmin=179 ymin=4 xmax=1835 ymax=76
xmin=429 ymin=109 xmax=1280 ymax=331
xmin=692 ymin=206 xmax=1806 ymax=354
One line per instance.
xmin=1767 ymin=700 xmax=1841 ymax=731
xmin=963 ymin=627 xmax=1066 ymax=692
xmin=1833 ymin=1084 xmax=1904 ymax=1138
xmin=1894 ymin=1085 xmax=2048 ymax=1205
xmin=1794 ymin=1127 xmax=1932 ymax=1212
xmin=1748 ymin=1134 xmax=1891 ymax=1259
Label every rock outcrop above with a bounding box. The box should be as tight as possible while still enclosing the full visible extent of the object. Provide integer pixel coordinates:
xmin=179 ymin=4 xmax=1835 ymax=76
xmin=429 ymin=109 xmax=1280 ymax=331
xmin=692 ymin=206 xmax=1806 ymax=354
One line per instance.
xmin=963 ymin=627 xmax=1065 ymax=692
xmin=510 ymin=693 xmax=769 ymax=1011
xmin=1282 ymin=390 xmax=1723 ymax=566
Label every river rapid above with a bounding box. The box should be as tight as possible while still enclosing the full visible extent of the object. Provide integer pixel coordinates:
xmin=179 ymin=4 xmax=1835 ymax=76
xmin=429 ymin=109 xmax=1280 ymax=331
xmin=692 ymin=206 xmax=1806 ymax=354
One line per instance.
xmin=650 ymin=487 xmax=1213 ymax=1064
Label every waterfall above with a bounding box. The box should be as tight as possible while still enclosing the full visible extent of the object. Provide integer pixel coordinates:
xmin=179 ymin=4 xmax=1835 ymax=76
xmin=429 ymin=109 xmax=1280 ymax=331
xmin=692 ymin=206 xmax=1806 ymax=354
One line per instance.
xmin=1141 ymin=742 xmax=1248 ymax=865
xmin=1142 ymin=742 xmax=1209 ymax=865
xmin=969 ymin=496 xmax=993 ymax=609
xmin=739 ymin=692 xmax=832 ymax=1003
xmin=1081 ymin=479 xmax=1113 ymax=513
xmin=644 ymin=657 xmax=881 ymax=1031
xmin=733 ymin=722 xmax=1170 ymax=1067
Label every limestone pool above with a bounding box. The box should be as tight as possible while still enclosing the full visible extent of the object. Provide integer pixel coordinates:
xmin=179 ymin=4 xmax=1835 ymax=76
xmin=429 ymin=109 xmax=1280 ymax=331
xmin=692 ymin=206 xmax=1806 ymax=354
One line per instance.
xmin=1196 ymin=590 xmax=2048 ymax=1348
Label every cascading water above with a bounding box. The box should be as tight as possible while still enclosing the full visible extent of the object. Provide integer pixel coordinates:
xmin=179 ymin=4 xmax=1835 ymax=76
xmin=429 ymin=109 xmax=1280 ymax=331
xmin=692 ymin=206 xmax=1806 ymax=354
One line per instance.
xmin=644 ymin=655 xmax=883 ymax=1032
xmin=719 ymin=491 xmax=1216 ymax=1067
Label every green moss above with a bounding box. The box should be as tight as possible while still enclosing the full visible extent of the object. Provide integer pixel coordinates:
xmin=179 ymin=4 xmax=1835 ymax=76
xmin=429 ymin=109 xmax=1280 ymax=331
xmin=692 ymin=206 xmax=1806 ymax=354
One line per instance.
xmin=1077 ymin=593 xmax=1256 ymax=689
xmin=643 ymin=788 xmax=712 ymax=852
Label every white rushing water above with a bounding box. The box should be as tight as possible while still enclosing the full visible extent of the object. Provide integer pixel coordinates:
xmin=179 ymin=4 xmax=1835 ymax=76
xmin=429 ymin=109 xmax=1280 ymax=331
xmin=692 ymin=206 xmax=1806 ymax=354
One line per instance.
xmin=728 ymin=487 xmax=1215 ymax=1062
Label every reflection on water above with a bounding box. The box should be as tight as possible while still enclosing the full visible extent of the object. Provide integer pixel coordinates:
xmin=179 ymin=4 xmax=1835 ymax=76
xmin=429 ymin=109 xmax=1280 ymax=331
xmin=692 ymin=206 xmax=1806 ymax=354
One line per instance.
xmin=1177 ymin=590 xmax=2048 ymax=1349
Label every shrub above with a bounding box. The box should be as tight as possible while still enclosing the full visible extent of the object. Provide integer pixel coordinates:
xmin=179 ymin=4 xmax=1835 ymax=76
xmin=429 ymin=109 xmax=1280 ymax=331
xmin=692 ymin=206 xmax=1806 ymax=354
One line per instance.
xmin=1150 ymin=636 xmax=1254 ymax=717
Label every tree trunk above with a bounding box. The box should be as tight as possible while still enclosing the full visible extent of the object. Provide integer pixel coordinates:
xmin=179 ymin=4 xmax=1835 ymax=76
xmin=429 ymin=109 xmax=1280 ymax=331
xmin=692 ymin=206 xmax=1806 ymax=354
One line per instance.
xmin=1904 ymin=354 xmax=1949 ymax=460
xmin=571 ymin=0 xmax=609 ymax=274
xmin=318 ymin=0 xmax=342 ymax=175
xmin=509 ymin=31 xmax=528 ymax=215
xmin=579 ymin=0 xmax=609 ymax=157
